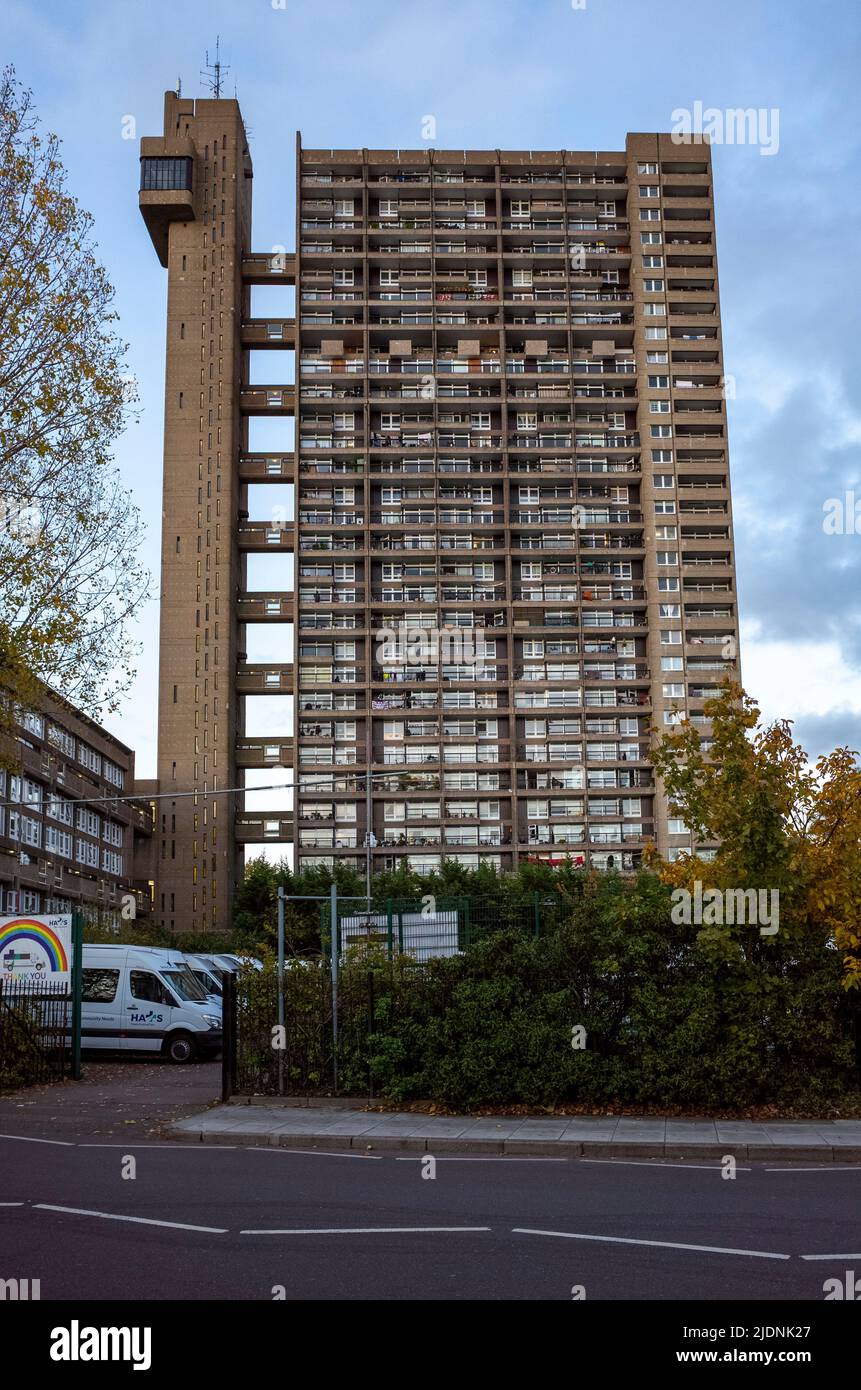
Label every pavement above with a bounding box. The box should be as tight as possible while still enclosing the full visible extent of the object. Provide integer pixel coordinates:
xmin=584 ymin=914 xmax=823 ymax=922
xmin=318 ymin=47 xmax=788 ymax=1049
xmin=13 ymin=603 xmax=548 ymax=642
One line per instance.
xmin=170 ymin=1101 xmax=861 ymax=1161
xmin=0 ymin=1059 xmax=218 ymax=1141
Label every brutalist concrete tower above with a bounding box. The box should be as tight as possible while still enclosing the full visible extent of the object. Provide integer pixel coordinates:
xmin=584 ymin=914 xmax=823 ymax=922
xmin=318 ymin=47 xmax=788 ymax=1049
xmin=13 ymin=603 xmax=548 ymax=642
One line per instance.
xmin=141 ymin=95 xmax=740 ymax=928
xmin=139 ymin=92 xmax=295 ymax=931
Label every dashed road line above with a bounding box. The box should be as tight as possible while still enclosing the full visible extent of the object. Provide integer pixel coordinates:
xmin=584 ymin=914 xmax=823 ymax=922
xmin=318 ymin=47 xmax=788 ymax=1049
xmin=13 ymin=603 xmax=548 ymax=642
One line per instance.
xmin=0 ymin=1133 xmax=75 ymax=1146
xmin=512 ymin=1227 xmax=791 ymax=1260
xmin=33 ymin=1203 xmax=228 ymax=1233
xmin=240 ymin=1225 xmax=492 ymax=1236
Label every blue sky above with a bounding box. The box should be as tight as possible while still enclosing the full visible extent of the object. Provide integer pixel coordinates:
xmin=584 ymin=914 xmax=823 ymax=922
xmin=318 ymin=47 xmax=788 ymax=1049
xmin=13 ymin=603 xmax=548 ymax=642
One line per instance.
xmin=5 ymin=0 xmax=861 ymax=780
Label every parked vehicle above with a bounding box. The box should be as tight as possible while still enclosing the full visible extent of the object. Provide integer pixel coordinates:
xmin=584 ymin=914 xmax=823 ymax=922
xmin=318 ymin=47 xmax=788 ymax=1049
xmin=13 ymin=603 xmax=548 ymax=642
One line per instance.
xmin=183 ymin=953 xmax=224 ymax=1001
xmin=76 ymin=945 xmax=222 ymax=1063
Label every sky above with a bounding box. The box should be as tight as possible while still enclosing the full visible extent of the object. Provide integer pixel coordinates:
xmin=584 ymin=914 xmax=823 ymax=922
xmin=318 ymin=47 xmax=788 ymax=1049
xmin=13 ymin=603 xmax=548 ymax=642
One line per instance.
xmin=4 ymin=0 xmax=861 ymax=790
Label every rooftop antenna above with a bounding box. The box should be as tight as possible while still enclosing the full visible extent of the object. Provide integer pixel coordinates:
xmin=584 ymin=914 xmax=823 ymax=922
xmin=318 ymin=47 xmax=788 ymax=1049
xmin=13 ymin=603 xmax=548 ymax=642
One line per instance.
xmin=201 ymin=36 xmax=229 ymax=98
xmin=176 ymin=76 xmax=182 ymax=97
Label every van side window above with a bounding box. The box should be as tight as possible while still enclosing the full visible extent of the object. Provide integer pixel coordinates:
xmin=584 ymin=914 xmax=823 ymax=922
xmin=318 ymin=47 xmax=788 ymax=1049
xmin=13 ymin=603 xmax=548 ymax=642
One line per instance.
xmin=130 ymin=970 xmax=175 ymax=1006
xmin=81 ymin=969 xmax=120 ymax=1003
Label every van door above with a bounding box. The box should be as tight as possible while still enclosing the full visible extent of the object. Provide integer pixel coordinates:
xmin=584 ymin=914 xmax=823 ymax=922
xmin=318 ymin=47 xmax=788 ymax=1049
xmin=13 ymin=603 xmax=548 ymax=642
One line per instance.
xmin=80 ymin=965 xmax=123 ymax=1050
xmin=123 ymin=968 xmax=178 ymax=1053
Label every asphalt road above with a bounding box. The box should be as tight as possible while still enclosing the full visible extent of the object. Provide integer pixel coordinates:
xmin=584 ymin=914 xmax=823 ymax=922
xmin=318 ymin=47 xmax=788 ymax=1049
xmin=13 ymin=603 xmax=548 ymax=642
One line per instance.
xmin=1 ymin=1133 xmax=859 ymax=1300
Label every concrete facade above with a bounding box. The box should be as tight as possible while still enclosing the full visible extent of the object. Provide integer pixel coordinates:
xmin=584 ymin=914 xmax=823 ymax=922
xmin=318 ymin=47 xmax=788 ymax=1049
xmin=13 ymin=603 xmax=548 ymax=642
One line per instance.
xmin=140 ymin=99 xmax=740 ymax=926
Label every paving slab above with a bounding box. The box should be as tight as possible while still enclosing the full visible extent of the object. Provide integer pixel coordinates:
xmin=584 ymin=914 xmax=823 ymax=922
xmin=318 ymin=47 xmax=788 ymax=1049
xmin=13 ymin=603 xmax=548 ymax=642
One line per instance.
xmin=507 ymin=1120 xmax=572 ymax=1140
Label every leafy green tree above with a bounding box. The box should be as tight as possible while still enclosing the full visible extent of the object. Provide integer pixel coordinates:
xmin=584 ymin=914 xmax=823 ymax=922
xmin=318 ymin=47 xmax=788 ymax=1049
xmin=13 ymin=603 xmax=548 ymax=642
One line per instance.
xmin=650 ymin=682 xmax=861 ymax=987
xmin=0 ymin=66 xmax=149 ymax=745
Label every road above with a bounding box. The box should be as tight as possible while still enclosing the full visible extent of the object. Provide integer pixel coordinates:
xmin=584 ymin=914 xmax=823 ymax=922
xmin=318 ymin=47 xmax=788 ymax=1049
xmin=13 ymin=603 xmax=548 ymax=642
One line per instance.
xmin=1 ymin=1131 xmax=859 ymax=1300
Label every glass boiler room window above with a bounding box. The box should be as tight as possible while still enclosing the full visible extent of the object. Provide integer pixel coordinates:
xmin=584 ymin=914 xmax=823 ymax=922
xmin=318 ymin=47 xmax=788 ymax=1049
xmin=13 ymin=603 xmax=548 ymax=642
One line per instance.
xmin=140 ymin=158 xmax=193 ymax=191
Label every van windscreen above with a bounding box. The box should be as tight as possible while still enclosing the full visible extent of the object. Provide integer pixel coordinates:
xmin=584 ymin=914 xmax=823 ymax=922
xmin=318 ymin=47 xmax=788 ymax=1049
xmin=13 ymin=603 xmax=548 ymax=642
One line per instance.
xmin=162 ymin=968 xmax=209 ymax=1003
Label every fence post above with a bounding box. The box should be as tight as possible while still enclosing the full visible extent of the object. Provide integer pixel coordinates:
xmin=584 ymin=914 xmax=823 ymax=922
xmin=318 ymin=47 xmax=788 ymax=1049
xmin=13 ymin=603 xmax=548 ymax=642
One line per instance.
xmin=71 ymin=910 xmax=83 ymax=1080
xmin=532 ymin=892 xmax=541 ymax=939
xmin=276 ymin=886 xmax=285 ymax=1097
xmin=386 ymin=899 xmax=393 ymax=961
xmin=331 ymin=882 xmax=339 ymax=1095
xmin=462 ymin=898 xmax=471 ymax=950
xmin=221 ymin=971 xmax=236 ymax=1103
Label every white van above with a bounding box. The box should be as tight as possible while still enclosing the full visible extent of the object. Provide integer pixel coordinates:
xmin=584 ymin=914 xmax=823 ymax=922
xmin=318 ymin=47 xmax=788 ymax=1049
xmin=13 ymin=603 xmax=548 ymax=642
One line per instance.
xmin=184 ymin=953 xmax=224 ymax=1001
xmin=78 ymin=945 xmax=223 ymax=1063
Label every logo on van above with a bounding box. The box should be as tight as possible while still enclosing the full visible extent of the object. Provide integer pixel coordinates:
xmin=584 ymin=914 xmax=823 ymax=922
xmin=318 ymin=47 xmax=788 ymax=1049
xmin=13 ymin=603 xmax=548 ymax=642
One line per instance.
xmin=130 ymin=1011 xmax=164 ymax=1024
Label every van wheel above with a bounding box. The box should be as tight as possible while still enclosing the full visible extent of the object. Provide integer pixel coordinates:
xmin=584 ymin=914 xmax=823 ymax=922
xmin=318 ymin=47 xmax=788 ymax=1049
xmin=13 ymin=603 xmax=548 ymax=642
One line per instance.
xmin=165 ymin=1032 xmax=197 ymax=1064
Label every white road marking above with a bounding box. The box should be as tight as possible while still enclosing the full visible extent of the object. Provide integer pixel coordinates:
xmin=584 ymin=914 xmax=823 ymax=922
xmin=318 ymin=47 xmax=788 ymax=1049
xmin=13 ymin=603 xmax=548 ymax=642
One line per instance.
xmin=78 ymin=1143 xmax=238 ymax=1150
xmin=394 ymin=1155 xmax=568 ymax=1163
xmin=580 ymin=1158 xmax=751 ymax=1172
xmin=33 ymin=1203 xmax=228 ymax=1234
xmin=240 ymin=1225 xmax=492 ymax=1236
xmin=800 ymin=1252 xmax=861 ymax=1261
xmin=766 ymin=1166 xmax=861 ymax=1173
xmin=513 ymin=1228 xmax=791 ymax=1260
xmin=0 ymin=1202 xmax=25 ymax=1206
xmin=0 ymin=1133 xmax=74 ymax=1146
xmin=247 ymin=1146 xmax=383 ymax=1160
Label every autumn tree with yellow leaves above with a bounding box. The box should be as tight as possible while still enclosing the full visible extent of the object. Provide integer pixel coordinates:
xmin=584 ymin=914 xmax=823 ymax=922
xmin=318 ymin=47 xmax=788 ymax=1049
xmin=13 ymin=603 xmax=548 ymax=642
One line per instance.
xmin=0 ymin=66 xmax=149 ymax=747
xmin=650 ymin=682 xmax=861 ymax=989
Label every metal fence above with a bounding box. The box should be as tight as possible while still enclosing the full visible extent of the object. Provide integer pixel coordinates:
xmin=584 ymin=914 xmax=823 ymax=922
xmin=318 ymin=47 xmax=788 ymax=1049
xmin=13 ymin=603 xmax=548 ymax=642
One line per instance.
xmin=224 ymin=963 xmax=382 ymax=1099
xmin=331 ymin=893 xmax=561 ymax=963
xmin=0 ymin=976 xmax=71 ymax=1088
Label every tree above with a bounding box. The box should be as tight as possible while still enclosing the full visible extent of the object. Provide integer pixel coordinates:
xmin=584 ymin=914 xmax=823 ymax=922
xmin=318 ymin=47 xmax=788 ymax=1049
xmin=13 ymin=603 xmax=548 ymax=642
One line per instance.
xmin=0 ymin=66 xmax=149 ymax=744
xmin=650 ymin=682 xmax=861 ymax=988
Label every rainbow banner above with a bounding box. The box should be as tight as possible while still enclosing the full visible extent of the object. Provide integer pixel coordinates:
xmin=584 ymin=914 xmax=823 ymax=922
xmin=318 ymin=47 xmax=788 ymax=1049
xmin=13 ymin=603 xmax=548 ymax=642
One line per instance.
xmin=0 ymin=915 xmax=72 ymax=982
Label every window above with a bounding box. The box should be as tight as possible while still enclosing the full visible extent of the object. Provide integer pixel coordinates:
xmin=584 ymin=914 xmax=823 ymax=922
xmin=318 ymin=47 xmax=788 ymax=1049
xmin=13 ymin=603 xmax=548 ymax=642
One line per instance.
xmin=663 ymin=685 xmax=684 ymax=698
xmin=660 ymin=630 xmax=682 ymax=645
xmin=645 ymin=326 xmax=667 ymax=340
xmin=140 ymin=157 xmax=193 ymax=191
xmin=640 ymin=231 xmax=662 ymax=245
xmin=82 ymin=969 xmax=119 ymax=1003
xmin=643 ymin=255 xmax=664 ymax=268
xmin=650 ymin=424 xmax=673 ymax=437
xmin=637 ymin=162 xmax=658 ymax=175
xmin=130 ymin=971 xmax=175 ymax=1006
xmin=646 ymin=351 xmax=668 ymax=363
xmin=643 ymin=279 xmax=664 ymax=293
xmin=653 ymin=475 xmax=675 ymax=489
xmin=643 ymin=303 xmax=666 ymax=317
xmin=667 ymin=818 xmax=689 ymax=835
xmin=657 ymin=577 xmax=680 ymax=592
xmin=652 ymin=449 xmax=673 ymax=463
xmin=639 ymin=209 xmax=661 ymax=221
xmin=656 ymin=551 xmax=678 ymax=566
xmin=639 ymin=185 xmax=659 ymax=198
xmin=650 ymin=400 xmax=671 ymax=413
xmin=661 ymin=656 xmax=684 ymax=671
xmin=659 ymin=604 xmax=681 ymax=617
xmin=648 ymin=375 xmax=669 ymax=389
